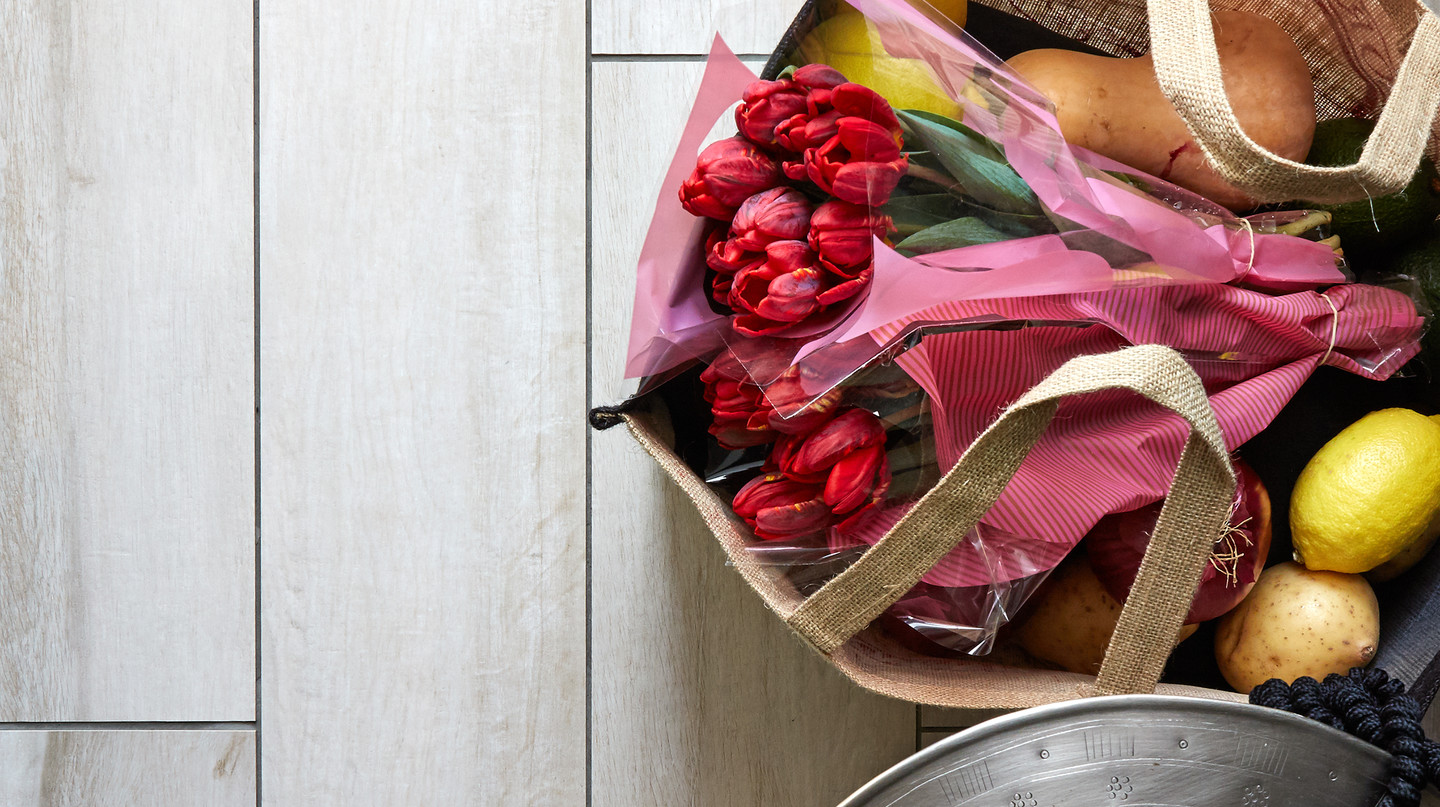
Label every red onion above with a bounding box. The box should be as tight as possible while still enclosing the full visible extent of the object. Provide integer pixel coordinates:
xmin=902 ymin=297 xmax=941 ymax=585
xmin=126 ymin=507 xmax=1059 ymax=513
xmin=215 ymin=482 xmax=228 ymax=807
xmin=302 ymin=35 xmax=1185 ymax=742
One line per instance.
xmin=1086 ymin=459 xmax=1272 ymax=624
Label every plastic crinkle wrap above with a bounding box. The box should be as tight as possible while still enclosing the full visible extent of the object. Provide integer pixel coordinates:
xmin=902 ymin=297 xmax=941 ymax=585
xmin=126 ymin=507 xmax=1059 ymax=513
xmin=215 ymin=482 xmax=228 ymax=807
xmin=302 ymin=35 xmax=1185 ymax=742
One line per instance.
xmin=622 ymin=0 xmax=1426 ymax=655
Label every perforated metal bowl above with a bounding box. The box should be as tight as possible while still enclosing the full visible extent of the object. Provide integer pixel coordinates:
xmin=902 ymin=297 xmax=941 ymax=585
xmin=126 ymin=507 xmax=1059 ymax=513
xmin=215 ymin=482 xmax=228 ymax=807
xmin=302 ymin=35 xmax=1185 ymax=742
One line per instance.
xmin=840 ymin=695 xmax=1436 ymax=807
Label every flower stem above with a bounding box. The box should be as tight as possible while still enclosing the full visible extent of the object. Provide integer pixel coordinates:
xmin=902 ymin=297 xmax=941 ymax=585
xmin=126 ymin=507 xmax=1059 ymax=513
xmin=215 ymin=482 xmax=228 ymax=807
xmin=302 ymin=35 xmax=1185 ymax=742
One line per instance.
xmin=1275 ymin=210 xmax=1333 ymax=237
xmin=906 ymin=163 xmax=963 ymax=193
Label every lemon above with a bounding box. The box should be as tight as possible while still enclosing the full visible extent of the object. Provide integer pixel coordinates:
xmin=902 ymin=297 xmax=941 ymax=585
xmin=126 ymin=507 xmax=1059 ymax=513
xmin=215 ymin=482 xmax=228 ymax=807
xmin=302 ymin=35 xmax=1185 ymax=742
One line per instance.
xmin=799 ymin=4 xmax=965 ymax=119
xmin=1290 ymin=408 xmax=1440 ymax=574
xmin=814 ymin=0 xmax=967 ymax=27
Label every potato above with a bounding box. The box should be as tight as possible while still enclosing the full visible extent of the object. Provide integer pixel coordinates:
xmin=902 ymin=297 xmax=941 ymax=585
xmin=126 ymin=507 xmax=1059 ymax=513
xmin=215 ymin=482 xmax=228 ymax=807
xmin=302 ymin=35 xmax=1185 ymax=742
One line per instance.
xmin=1214 ymin=561 xmax=1379 ymax=693
xmin=1006 ymin=11 xmax=1315 ymax=211
xmin=1015 ymin=556 xmax=1196 ymax=675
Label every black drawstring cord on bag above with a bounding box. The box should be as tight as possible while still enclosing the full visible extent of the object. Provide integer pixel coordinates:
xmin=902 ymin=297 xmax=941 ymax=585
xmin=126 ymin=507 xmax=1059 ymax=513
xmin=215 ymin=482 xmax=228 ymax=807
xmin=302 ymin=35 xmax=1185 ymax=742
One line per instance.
xmin=1251 ymin=668 xmax=1440 ymax=807
xmin=588 ymin=401 xmax=636 ymax=431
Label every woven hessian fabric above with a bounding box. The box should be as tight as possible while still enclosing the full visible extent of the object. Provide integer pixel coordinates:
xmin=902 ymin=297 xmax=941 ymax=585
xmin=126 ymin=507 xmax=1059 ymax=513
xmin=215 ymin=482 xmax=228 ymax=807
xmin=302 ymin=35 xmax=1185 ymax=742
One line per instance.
xmin=622 ymin=346 xmax=1243 ymax=707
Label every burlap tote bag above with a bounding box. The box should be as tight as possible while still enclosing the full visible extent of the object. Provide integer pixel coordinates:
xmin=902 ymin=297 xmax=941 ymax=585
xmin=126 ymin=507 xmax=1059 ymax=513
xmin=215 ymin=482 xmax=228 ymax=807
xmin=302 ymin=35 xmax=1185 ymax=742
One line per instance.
xmin=602 ymin=346 xmax=1249 ymax=708
xmin=597 ymin=0 xmax=1440 ymax=709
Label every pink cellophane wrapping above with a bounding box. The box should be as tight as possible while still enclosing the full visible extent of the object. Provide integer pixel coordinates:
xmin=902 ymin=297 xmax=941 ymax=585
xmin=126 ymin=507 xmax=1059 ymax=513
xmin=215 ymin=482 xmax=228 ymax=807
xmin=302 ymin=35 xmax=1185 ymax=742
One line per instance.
xmin=623 ymin=0 xmax=1425 ymax=649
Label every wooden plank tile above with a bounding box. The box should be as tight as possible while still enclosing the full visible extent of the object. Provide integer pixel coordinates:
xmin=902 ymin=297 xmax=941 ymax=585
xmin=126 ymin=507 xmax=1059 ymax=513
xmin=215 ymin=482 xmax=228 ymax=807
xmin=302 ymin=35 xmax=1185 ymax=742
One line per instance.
xmin=0 ymin=731 xmax=254 ymax=806
xmin=0 ymin=0 xmax=254 ymax=720
xmin=591 ymin=0 xmax=807 ymax=55
xmin=259 ymin=0 xmax=586 ymax=802
xmin=919 ymin=731 xmax=953 ymax=749
xmin=591 ymin=60 xmax=915 ymax=807
xmin=921 ymin=706 xmax=1014 ymax=730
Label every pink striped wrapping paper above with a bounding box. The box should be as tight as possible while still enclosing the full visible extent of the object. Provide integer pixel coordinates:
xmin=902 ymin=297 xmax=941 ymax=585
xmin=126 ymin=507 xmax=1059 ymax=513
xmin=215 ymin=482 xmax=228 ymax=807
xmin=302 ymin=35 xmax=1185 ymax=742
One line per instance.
xmin=833 ymin=281 xmax=1422 ymax=590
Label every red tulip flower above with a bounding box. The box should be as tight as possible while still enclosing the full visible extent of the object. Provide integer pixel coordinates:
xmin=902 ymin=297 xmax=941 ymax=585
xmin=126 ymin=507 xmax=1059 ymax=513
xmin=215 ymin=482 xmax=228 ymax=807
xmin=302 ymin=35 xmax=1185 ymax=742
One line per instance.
xmin=761 ymin=373 xmax=845 ymax=436
xmin=732 ymin=472 xmax=831 ymax=541
xmin=730 ymin=237 xmax=878 ymax=336
xmin=735 ymin=65 xmax=845 ymax=152
xmin=700 ymin=347 xmax=845 ymax=448
xmin=700 ymin=348 xmax=777 ymax=449
xmin=781 ymin=83 xmax=908 ymax=207
xmin=732 ymin=407 xmax=892 ymax=540
xmin=737 ymin=80 xmax=810 ymax=152
xmin=705 ymin=188 xmax=813 ymax=308
xmin=772 ymin=66 xmax=849 ymax=152
xmin=705 ymin=229 xmax=761 ymax=307
xmin=808 ymin=200 xmax=892 ymax=276
xmin=706 ymin=229 xmax=762 ymax=275
xmin=777 ymin=407 xmax=891 ymax=518
xmin=730 ymin=188 xmax=813 ymax=251
xmin=729 ymin=241 xmax=826 ymax=334
xmin=679 ymin=137 xmax=783 ymax=220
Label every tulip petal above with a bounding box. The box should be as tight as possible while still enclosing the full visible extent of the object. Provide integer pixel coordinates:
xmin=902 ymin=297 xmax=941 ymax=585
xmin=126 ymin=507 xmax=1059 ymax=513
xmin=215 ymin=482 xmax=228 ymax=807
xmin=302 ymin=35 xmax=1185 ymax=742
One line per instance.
xmin=733 ymin=473 xmax=819 ymax=517
xmin=745 ymin=410 xmax=773 ymax=432
xmin=710 ymin=274 xmax=734 ymax=306
xmin=765 ymin=379 xmax=843 ymax=432
xmin=732 ymin=314 xmax=796 ymax=337
xmin=815 ymin=239 xmax=872 ymax=276
xmin=831 ymin=83 xmax=903 ymax=135
xmin=828 ymin=157 xmax=905 ymax=206
xmin=836 ymin=117 xmax=902 ymax=161
xmin=772 ymin=390 xmax=845 ymax=436
xmin=801 ymin=110 xmax=843 ymax=150
xmin=731 ymin=188 xmax=813 ymax=250
xmin=754 ymin=498 xmax=831 ymax=540
xmin=702 ymin=347 xmax=748 ymax=382
xmin=707 ymin=237 xmax=762 ymax=275
xmin=793 ymin=64 xmax=847 ymax=90
xmin=763 ymin=239 xmax=815 ymax=265
xmin=679 ymin=179 xmax=735 ymax=220
xmin=824 ymin=444 xmax=886 ymax=514
xmin=790 ymin=408 xmax=885 ymax=475
xmin=809 ymin=200 xmax=891 ymax=274
xmin=756 ymin=268 xmax=822 ymax=322
xmin=773 ymin=433 xmax=826 ymax=483
xmin=816 ymin=267 xmax=872 ymax=306
xmin=732 ymin=472 xmax=784 ymax=518
xmin=806 ymin=153 xmax=840 ymax=198
xmin=730 ymin=262 xmax=781 ymax=316
xmin=712 ymin=423 xmax=775 ymax=449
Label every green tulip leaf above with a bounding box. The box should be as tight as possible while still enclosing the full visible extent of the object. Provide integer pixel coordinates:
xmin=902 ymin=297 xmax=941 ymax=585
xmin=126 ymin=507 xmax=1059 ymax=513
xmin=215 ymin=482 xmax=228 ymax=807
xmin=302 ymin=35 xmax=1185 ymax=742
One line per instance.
xmin=897 ymin=109 xmax=1039 ymax=215
xmin=894 ymin=217 xmax=1012 ymax=255
xmin=899 ymin=109 xmax=1007 ymax=163
xmin=883 ymin=193 xmax=962 ymax=229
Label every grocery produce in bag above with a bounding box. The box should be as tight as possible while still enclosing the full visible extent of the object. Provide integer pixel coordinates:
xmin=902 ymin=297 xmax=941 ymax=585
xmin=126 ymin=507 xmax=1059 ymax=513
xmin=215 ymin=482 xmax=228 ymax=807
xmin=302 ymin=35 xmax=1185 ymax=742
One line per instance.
xmin=619 ymin=0 xmax=1431 ymax=669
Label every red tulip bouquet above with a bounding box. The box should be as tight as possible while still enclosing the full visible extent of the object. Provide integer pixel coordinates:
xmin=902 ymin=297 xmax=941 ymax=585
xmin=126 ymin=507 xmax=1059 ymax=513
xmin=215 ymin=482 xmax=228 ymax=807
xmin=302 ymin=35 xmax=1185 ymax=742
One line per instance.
xmin=620 ymin=0 xmax=1425 ymax=655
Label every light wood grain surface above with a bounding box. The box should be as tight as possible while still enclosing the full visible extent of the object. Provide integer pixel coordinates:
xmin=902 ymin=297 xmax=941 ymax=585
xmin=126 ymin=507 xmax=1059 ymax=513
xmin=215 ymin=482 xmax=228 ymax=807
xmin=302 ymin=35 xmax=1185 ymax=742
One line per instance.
xmin=259 ymin=0 xmax=586 ymax=803
xmin=8 ymin=0 xmax=1440 ymax=803
xmin=0 ymin=0 xmax=254 ymax=722
xmin=592 ymin=0 xmax=809 ymax=55
xmin=0 ymin=731 xmax=255 ymax=806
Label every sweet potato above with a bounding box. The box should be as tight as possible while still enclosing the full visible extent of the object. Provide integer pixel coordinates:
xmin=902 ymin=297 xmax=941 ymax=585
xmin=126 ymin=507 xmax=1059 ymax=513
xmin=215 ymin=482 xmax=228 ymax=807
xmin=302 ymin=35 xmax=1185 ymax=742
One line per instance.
xmin=1006 ymin=11 xmax=1315 ymax=210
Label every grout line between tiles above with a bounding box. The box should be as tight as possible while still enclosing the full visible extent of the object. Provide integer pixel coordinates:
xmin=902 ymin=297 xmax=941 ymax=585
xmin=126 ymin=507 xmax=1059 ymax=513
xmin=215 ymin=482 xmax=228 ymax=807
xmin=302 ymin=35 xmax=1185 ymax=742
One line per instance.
xmin=0 ymin=722 xmax=256 ymax=732
xmin=591 ymin=52 xmax=771 ymax=61
xmin=253 ymin=0 xmax=263 ymax=804
xmin=584 ymin=2 xmax=595 ymax=805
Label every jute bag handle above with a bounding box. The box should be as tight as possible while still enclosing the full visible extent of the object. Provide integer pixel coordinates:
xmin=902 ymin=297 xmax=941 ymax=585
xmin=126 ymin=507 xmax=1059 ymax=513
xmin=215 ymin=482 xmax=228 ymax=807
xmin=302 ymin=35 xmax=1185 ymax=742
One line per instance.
xmin=783 ymin=344 xmax=1236 ymax=696
xmin=1147 ymin=0 xmax=1440 ymax=204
